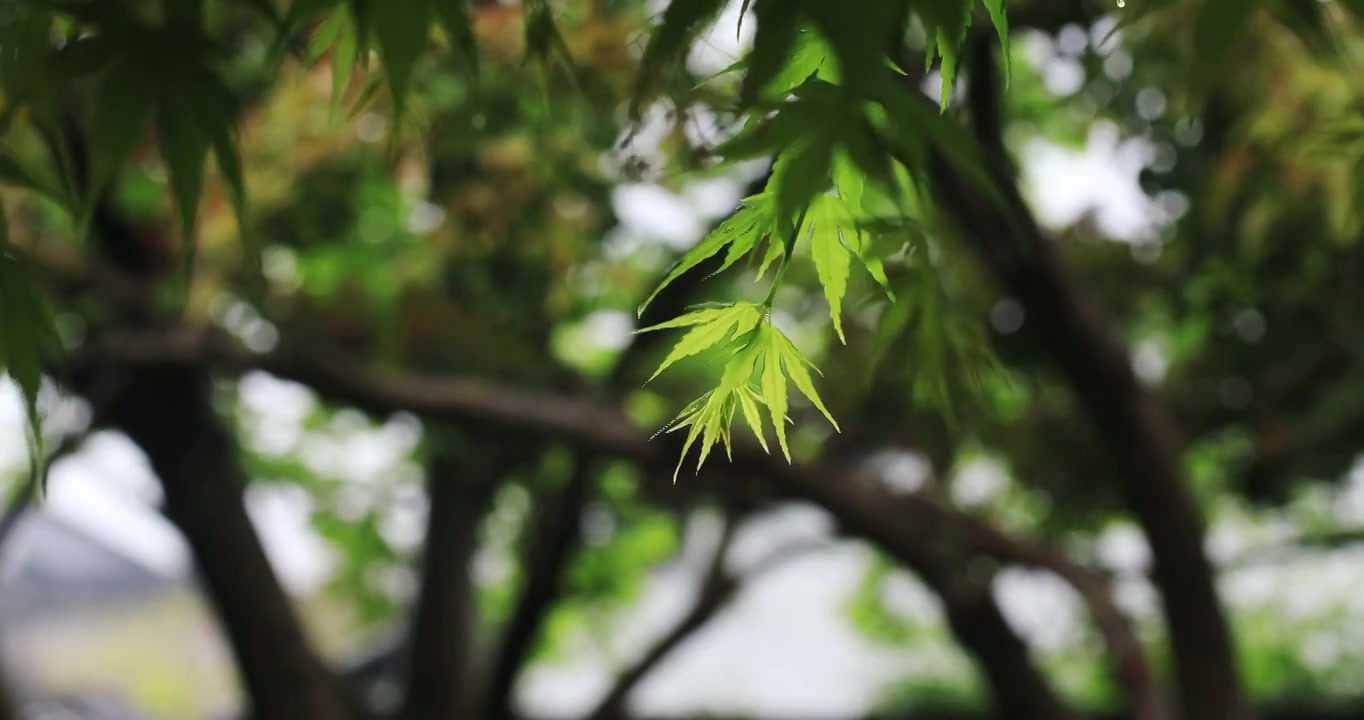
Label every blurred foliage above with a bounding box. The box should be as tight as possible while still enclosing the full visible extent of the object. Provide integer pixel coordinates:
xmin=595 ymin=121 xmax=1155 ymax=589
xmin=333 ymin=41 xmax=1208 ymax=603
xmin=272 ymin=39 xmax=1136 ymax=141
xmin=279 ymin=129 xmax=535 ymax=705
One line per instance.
xmin=5 ymin=0 xmax=1364 ymax=716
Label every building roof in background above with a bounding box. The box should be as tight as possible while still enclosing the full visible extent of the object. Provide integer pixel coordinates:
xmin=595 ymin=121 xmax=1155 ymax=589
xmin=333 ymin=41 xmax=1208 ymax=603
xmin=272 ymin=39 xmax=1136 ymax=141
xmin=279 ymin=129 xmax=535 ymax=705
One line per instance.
xmin=0 ymin=511 xmax=175 ymax=624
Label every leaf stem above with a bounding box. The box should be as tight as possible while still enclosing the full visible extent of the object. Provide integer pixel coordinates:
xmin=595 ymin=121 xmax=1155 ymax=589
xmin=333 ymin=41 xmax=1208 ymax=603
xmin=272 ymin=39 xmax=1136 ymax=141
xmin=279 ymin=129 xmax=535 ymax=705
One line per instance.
xmin=762 ymin=255 xmax=788 ymax=309
xmin=763 ymin=206 xmax=808 ymax=310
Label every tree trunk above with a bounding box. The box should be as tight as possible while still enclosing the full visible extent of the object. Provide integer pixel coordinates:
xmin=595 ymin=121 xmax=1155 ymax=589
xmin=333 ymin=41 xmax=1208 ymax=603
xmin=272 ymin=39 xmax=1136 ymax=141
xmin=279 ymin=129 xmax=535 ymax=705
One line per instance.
xmin=925 ymin=36 xmax=1249 ymax=720
xmin=483 ymin=456 xmax=595 ymax=720
xmin=98 ymin=362 xmax=353 ymax=720
xmin=399 ymin=444 xmax=502 ymax=719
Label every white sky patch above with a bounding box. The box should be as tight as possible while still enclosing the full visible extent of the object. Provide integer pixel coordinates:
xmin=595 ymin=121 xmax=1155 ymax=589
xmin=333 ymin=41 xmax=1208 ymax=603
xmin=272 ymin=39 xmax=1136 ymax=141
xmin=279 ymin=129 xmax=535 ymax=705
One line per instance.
xmin=1021 ymin=121 xmax=1162 ymax=242
xmin=684 ymin=0 xmax=753 ymax=77
xmin=951 ymin=457 xmax=1009 ymax=508
xmin=43 ymin=438 xmax=189 ymax=577
xmin=245 ymin=483 xmax=336 ymax=594
xmin=581 ymin=310 xmax=635 ymax=351
xmin=613 ymin=183 xmax=707 ymax=248
xmin=994 ymin=568 xmax=1085 ymax=652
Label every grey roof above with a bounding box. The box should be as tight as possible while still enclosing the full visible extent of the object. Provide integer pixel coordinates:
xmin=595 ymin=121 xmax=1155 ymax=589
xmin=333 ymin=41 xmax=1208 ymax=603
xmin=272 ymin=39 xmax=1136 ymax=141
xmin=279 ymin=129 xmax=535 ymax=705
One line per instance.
xmin=0 ymin=512 xmax=174 ymax=624
xmin=17 ymin=691 xmax=146 ymax=720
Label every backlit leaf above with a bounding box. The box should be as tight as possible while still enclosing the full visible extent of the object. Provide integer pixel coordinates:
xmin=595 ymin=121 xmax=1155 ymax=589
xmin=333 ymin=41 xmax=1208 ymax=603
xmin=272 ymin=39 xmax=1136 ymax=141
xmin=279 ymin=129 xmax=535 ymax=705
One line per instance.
xmin=772 ymin=328 xmax=839 ymax=431
xmin=638 ymin=195 xmax=772 ymax=317
xmin=645 ymin=303 xmax=761 ymax=382
xmin=760 ymin=335 xmax=790 ymax=461
xmin=981 ymin=0 xmax=1010 ymax=84
xmin=807 ymin=194 xmax=852 ymax=342
xmin=736 ymin=385 xmax=770 ymax=454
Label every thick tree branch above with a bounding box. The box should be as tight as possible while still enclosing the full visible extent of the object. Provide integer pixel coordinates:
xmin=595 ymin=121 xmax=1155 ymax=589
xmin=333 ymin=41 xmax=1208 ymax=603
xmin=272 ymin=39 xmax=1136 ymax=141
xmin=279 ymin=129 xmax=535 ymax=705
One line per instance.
xmin=67 ymin=323 xmax=1084 ymax=717
xmin=49 ymin=247 xmax=1088 ymax=719
xmin=896 ymin=495 xmax=1164 ymax=720
xmin=399 ymin=441 xmax=512 ymax=720
xmin=921 ymin=34 xmax=1247 ymax=720
xmin=483 ymin=455 xmax=597 ymax=720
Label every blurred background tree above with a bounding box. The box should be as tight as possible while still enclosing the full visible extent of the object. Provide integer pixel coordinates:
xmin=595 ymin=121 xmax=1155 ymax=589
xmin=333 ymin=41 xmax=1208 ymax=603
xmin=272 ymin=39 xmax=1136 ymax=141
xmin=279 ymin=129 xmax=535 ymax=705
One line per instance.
xmin=3 ymin=0 xmax=1364 ymax=719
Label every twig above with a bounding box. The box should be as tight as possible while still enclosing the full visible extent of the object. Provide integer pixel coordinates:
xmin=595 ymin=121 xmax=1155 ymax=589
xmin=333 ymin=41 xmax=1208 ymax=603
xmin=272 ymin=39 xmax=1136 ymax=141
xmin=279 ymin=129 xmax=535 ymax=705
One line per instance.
xmin=584 ymin=515 xmax=828 ymax=720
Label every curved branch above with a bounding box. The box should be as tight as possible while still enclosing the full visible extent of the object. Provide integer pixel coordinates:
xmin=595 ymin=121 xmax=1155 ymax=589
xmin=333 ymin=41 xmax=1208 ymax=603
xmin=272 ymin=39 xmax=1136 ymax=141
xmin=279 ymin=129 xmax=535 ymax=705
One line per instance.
xmin=49 ymin=256 xmax=1087 ymax=719
xmin=894 ymin=495 xmax=1163 ymax=720
xmin=586 ymin=517 xmax=834 ymax=720
xmin=67 ymin=324 xmax=1080 ymax=716
xmin=584 ymin=513 xmax=741 ymax=720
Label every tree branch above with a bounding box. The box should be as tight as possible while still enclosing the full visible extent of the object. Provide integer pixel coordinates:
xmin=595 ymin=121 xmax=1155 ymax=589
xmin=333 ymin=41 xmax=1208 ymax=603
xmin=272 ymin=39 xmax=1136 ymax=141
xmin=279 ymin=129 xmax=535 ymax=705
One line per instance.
xmin=586 ymin=516 xmax=835 ymax=720
xmin=893 ymin=495 xmax=1164 ymax=720
xmin=483 ymin=455 xmax=597 ymax=720
xmin=65 ymin=322 xmax=1084 ymax=717
xmin=49 ymin=252 xmax=1090 ymax=719
xmin=584 ymin=512 xmax=741 ymax=720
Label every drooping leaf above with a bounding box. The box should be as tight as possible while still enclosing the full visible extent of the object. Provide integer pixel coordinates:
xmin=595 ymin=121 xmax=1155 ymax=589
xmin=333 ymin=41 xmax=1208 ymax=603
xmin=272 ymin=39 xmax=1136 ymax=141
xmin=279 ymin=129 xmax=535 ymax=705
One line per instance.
xmin=832 ymin=150 xmax=865 ymax=215
xmin=644 ymin=303 xmax=761 ymax=382
xmin=981 ymin=0 xmax=1010 ymax=84
xmin=654 ymin=391 xmax=713 ymax=439
xmin=523 ymin=0 xmax=579 ymax=91
xmin=807 ymin=194 xmax=852 ymax=342
xmin=636 ymin=304 xmax=736 ymax=333
xmin=759 ymin=334 xmax=790 ymax=461
xmin=694 ymin=396 xmax=724 ymax=472
xmin=740 ymin=0 xmax=800 ymax=103
xmin=634 ymin=0 xmax=728 ymax=113
xmin=331 ymin=8 xmax=360 ymax=118
xmin=770 ymin=138 xmax=832 ymax=243
xmin=673 ymin=400 xmax=710 ymax=481
xmin=0 ymin=149 xmax=66 ymax=206
xmin=305 ymin=9 xmax=346 ymax=64
xmin=638 ymin=194 xmax=773 ymax=317
xmin=916 ymin=0 xmax=972 ymax=109
xmin=157 ymin=92 xmax=211 ymax=249
xmin=372 ymin=0 xmax=432 ymax=119
xmin=735 ymin=385 xmax=770 ymax=454
xmin=771 ymin=326 xmax=839 ymax=431
xmin=435 ymin=0 xmax=479 ymax=79
xmin=0 ymin=212 xmax=59 ymax=491
xmin=714 ymin=193 xmax=775 ymax=275
xmin=799 ymin=0 xmax=898 ymax=93
xmin=761 ymin=29 xmax=832 ymax=97
xmin=755 ymin=233 xmax=785 ymax=280
xmin=87 ymin=60 xmax=156 ymax=224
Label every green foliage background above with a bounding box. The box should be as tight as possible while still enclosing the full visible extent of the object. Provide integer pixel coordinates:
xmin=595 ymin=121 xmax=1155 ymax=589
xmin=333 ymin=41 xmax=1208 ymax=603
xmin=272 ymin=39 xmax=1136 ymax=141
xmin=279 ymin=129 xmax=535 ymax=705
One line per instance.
xmin=4 ymin=0 xmax=1364 ymax=716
